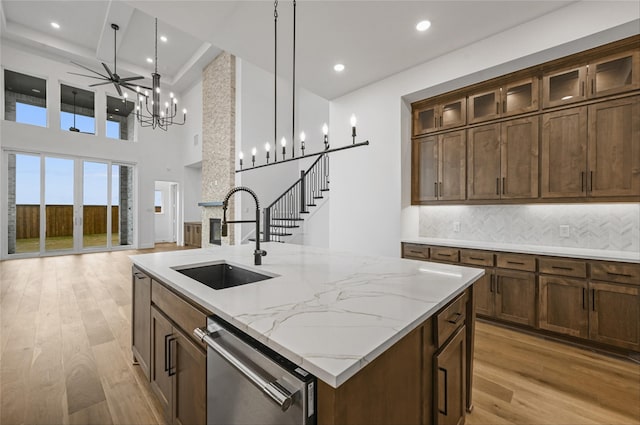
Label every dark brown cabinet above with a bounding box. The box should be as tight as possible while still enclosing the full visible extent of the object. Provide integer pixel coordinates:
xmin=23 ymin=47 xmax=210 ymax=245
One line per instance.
xmin=150 ymin=306 xmax=206 ymax=425
xmin=539 ymin=275 xmax=589 ymax=338
xmin=588 ymin=96 xmax=640 ymax=197
xmin=434 ymin=326 xmax=466 ymax=425
xmin=413 ymin=98 xmax=467 ymax=136
xmin=541 ymin=107 xmax=588 ymax=198
xmin=589 ymin=50 xmax=640 ymax=98
xmin=494 ymin=269 xmax=536 ymax=327
xmin=412 ymin=130 xmax=466 ymax=203
xmin=467 ymin=117 xmax=539 ymax=200
xmin=468 ymin=77 xmax=539 ymax=124
xmin=473 ymin=271 xmax=495 ymax=317
xmin=589 ymin=281 xmax=640 ymax=351
xmin=132 ymin=267 xmax=152 ymax=379
xmin=543 ymin=66 xmax=588 ymax=108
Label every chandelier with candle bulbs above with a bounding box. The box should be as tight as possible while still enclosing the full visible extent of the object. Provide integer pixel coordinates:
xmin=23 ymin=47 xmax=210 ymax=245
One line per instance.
xmin=235 ymin=0 xmax=368 ymax=173
xmin=135 ymin=18 xmax=186 ymax=131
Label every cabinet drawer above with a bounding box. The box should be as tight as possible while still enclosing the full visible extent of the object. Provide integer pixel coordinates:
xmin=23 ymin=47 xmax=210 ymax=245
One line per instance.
xmin=496 ymin=253 xmax=536 ymax=272
xmin=431 ymin=247 xmax=460 ymax=263
xmin=460 ymin=249 xmax=494 ymax=267
xmin=402 ymin=243 xmax=430 ymax=260
xmin=151 ymin=280 xmax=209 ymax=343
xmin=539 ymin=257 xmax=587 ymax=278
xmin=591 ymin=262 xmax=640 ymax=286
xmin=435 ymin=292 xmax=467 ymax=347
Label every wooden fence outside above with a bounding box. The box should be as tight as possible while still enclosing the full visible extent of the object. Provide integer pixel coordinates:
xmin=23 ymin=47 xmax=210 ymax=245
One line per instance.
xmin=16 ymin=205 xmax=119 ymax=238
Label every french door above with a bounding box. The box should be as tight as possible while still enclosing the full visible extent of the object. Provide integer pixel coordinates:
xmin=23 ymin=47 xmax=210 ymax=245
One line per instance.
xmin=5 ymin=151 xmax=134 ymax=257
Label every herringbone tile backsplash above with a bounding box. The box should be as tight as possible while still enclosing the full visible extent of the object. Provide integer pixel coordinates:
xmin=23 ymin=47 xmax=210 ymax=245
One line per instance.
xmin=419 ymin=204 xmax=640 ymax=252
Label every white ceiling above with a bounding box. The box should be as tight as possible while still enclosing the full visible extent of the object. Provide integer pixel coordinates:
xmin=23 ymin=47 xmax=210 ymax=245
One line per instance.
xmin=1 ymin=1 xmax=590 ymax=99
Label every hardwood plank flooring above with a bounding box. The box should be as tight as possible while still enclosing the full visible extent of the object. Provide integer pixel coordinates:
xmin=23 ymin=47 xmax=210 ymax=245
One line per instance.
xmin=1 ymin=244 xmax=639 ymax=425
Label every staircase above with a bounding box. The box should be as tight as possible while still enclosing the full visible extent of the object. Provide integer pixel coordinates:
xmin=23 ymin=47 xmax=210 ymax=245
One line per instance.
xmin=262 ymin=153 xmax=330 ymax=243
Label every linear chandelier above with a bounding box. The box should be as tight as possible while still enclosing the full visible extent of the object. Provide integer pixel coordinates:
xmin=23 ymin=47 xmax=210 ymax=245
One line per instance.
xmin=236 ymin=0 xmax=368 ymax=173
xmin=135 ymin=18 xmax=186 ymax=131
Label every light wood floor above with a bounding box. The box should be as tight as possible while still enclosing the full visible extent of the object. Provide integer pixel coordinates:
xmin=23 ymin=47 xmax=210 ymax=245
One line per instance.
xmin=1 ymin=245 xmax=639 ymax=425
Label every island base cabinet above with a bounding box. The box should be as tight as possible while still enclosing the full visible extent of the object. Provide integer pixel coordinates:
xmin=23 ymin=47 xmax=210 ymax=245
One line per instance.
xmin=435 ymin=326 xmax=466 ymax=425
xmin=132 ymin=267 xmax=151 ymax=379
xmin=151 ymin=306 xmax=206 ymax=425
xmin=589 ymin=282 xmax=640 ymax=351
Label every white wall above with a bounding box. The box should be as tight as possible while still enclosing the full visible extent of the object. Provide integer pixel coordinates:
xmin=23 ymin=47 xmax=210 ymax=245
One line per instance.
xmin=328 ymin=3 xmax=640 ymax=257
xmin=235 ymin=58 xmax=330 ymax=245
xmin=0 ymin=40 xmax=189 ymax=252
xmin=181 ymin=79 xmax=203 ymax=167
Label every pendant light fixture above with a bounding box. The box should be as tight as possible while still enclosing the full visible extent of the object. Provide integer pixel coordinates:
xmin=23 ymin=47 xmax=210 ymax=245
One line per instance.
xmin=135 ymin=18 xmax=186 ymax=131
xmin=235 ymin=1 xmax=368 ymax=173
xmin=69 ymin=90 xmax=80 ymax=132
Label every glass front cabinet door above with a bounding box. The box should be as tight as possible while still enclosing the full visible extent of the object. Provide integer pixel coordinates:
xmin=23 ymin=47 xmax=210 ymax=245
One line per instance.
xmin=543 ymin=66 xmax=588 ymax=108
xmin=589 ymin=50 xmax=640 ymax=98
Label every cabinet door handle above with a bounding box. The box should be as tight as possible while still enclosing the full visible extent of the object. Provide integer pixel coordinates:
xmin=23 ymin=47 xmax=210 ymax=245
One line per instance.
xmin=591 ymin=79 xmax=595 ymax=95
xmin=437 ymin=253 xmax=452 ymax=257
xmin=496 ymin=177 xmax=500 ymax=195
xmin=164 ymin=334 xmax=172 ymax=372
xmin=470 ymin=257 xmax=485 ymax=261
xmin=438 ymin=367 xmax=448 ymax=416
xmin=167 ymin=336 xmax=177 ymax=377
xmin=502 ymin=177 xmax=506 ymax=195
xmin=552 ymin=266 xmax=574 ymax=271
xmin=440 ymin=115 xmax=443 ymax=127
xmin=592 ymin=289 xmax=596 ymax=312
xmin=496 ymin=279 xmax=501 ymax=294
xmin=447 ymin=312 xmax=464 ymax=325
xmin=496 ymin=102 xmax=499 ymax=114
xmin=439 ymin=182 xmax=442 ymax=198
xmin=582 ymin=288 xmax=586 ymax=310
xmin=503 ymin=100 xmax=506 ymax=113
xmin=607 ymin=271 xmax=633 ymax=278
xmin=507 ymin=261 xmax=525 ymax=265
xmin=581 ymin=81 xmax=585 ymax=97
xmin=434 ymin=182 xmax=438 ymax=198
xmin=581 ymin=171 xmax=585 ymax=192
xmin=133 ymin=272 xmax=146 ymax=280
xmin=490 ymin=275 xmax=495 ymax=293
xmin=589 ymin=171 xmax=594 ymax=192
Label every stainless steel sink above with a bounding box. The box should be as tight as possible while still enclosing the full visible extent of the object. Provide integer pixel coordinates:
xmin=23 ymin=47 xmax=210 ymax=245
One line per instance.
xmin=173 ymin=262 xmax=273 ymax=290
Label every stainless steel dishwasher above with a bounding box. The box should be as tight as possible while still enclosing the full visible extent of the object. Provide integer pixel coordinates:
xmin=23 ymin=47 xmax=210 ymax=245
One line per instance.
xmin=194 ymin=316 xmax=317 ymax=425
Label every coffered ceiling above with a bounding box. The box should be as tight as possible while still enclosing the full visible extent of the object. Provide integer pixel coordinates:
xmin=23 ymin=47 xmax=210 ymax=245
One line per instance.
xmin=4 ymin=1 xmax=629 ymax=100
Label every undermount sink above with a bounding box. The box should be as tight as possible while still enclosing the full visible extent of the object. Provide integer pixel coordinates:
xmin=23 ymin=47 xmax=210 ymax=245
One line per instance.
xmin=173 ymin=262 xmax=273 ymax=290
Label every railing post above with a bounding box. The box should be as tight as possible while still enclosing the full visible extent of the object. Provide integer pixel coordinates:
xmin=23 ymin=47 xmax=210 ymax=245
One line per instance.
xmin=300 ymin=170 xmax=306 ymax=213
xmin=264 ymin=208 xmax=271 ymax=242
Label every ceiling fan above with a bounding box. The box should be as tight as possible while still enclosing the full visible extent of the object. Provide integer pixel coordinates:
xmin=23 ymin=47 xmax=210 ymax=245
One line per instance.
xmin=69 ymin=23 xmax=150 ymax=97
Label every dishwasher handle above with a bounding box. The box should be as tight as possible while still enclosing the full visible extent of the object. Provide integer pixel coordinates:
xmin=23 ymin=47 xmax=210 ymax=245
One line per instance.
xmin=194 ymin=327 xmax=294 ymax=412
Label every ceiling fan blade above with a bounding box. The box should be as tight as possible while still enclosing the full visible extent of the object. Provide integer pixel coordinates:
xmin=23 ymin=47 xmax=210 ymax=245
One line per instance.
xmin=102 ymin=63 xmax=115 ymax=80
xmin=122 ymin=82 xmax=152 ymax=92
xmin=119 ymin=76 xmax=145 ymax=82
xmin=114 ymin=82 xmax=123 ymax=97
xmin=68 ymin=72 xmax=108 ymax=80
xmin=70 ymin=61 xmax=109 ymax=79
xmin=88 ymin=81 xmax=113 ymax=87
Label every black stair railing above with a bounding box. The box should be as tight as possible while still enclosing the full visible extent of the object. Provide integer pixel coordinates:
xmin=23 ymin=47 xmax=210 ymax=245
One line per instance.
xmin=264 ymin=153 xmax=329 ymax=242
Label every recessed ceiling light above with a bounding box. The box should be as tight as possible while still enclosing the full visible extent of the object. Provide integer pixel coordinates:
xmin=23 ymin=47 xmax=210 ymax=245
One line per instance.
xmin=416 ymin=20 xmax=431 ymax=32
xmin=32 ymin=88 xmax=41 ymax=93
xmin=146 ymin=57 xmax=153 ymax=63
xmin=160 ymin=35 xmax=168 ymax=43
xmin=114 ymin=108 xmax=120 ymax=112
xmin=51 ymin=22 xmax=60 ymax=29
xmin=334 ymin=63 xmax=345 ymax=72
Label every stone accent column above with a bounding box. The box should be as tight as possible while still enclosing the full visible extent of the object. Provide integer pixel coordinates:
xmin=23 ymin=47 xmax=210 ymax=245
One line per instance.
xmin=201 ymin=52 xmax=236 ymax=247
xmin=7 ymin=154 xmax=16 ymax=254
xmin=119 ymin=165 xmax=134 ymax=245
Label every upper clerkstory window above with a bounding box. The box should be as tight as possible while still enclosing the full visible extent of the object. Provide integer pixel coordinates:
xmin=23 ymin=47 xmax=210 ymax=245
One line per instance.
xmin=60 ymin=84 xmax=95 ymax=134
xmin=4 ymin=69 xmax=47 ymax=127
xmin=106 ymin=95 xmax=135 ymax=141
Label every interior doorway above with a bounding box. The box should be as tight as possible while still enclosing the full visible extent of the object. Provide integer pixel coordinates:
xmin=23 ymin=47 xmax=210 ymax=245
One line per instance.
xmin=154 ymin=181 xmax=178 ymax=243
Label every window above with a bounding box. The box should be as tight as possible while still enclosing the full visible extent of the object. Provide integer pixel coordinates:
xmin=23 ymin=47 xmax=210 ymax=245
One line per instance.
xmin=106 ymin=95 xmax=135 ymax=140
xmin=4 ymin=69 xmax=47 ymax=127
xmin=155 ymin=190 xmax=163 ymax=214
xmin=60 ymin=84 xmax=94 ymax=134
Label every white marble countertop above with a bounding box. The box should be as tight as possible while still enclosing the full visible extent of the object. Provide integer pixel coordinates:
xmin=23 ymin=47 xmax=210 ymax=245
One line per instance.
xmin=130 ymin=243 xmax=483 ymax=388
xmin=402 ymin=237 xmax=640 ymax=263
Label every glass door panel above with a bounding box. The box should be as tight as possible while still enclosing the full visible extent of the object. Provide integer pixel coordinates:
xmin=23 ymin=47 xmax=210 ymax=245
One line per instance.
xmin=83 ymin=161 xmax=108 ymax=249
xmin=7 ymin=153 xmax=41 ymax=254
xmin=591 ymin=51 xmax=640 ymax=98
xmin=112 ymin=164 xmax=134 ymax=247
xmin=543 ymin=66 xmax=587 ymax=108
xmin=44 ymin=157 xmax=75 ymax=252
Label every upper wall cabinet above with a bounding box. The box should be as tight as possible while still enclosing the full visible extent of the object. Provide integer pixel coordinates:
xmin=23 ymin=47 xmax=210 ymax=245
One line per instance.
xmin=468 ymin=77 xmax=539 ymax=124
xmin=412 ymin=97 xmax=466 ymax=136
xmin=543 ymin=49 xmax=640 ymax=108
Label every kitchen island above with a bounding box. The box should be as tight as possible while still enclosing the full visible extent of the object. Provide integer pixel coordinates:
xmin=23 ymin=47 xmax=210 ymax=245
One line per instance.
xmin=130 ymin=243 xmax=484 ymax=425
